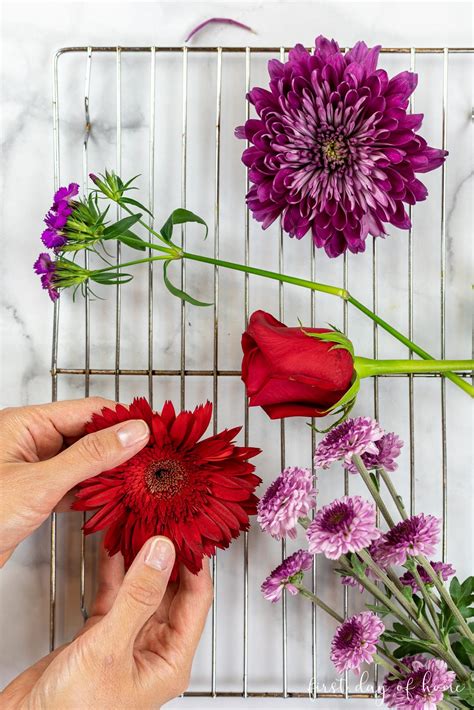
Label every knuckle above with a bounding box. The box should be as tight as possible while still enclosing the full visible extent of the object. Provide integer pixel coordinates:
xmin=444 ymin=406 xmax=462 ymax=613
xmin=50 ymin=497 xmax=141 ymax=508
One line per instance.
xmin=126 ymin=579 xmax=161 ymax=608
xmin=79 ymin=432 xmax=109 ymax=463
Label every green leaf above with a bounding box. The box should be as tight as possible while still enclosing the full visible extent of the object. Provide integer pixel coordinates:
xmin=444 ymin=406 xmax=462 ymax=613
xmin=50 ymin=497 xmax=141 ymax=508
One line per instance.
xmin=300 ymin=326 xmax=355 ymax=356
xmin=116 ymin=231 xmax=147 ymax=251
xmin=103 ymin=214 xmax=142 ymax=239
xmin=401 ymin=585 xmax=414 ymax=603
xmin=91 ymin=271 xmax=134 ymax=285
xmin=369 ymin=471 xmax=381 ymax=492
xmin=350 ymin=553 xmax=366 ymax=578
xmin=163 ymin=260 xmax=212 ymax=307
xmin=119 ymin=196 xmax=154 ymax=217
xmin=366 ymin=603 xmax=391 ymax=617
xmin=392 ymin=622 xmax=411 ymax=637
xmin=450 ymin=576 xmax=462 ymax=603
xmin=160 ymin=208 xmax=208 ymax=242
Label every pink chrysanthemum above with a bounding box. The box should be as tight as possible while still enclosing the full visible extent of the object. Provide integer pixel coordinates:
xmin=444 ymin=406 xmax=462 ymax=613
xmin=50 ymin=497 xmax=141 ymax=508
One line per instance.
xmin=236 ymin=36 xmax=447 ymax=258
xmin=331 ymin=611 xmax=384 ymax=674
xmin=375 ymin=514 xmax=441 ymax=568
xmin=400 ymin=561 xmax=455 ymax=593
xmin=314 ymin=417 xmax=384 ymax=469
xmin=261 ymin=549 xmax=314 ymax=602
xmin=383 ymin=655 xmax=455 ymax=709
xmin=257 ymin=466 xmax=316 ymax=540
xmin=307 ymin=495 xmax=380 ymax=559
xmin=345 ymin=431 xmax=403 ymax=474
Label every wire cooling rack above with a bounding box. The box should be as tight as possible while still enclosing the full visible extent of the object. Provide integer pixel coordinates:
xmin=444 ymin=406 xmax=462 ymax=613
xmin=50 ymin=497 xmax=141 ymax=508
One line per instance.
xmin=49 ymin=45 xmax=473 ymax=701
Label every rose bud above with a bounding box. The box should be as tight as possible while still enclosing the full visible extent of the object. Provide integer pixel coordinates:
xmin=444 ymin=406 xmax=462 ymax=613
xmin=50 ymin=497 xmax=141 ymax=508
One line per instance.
xmin=241 ymin=310 xmax=355 ymax=419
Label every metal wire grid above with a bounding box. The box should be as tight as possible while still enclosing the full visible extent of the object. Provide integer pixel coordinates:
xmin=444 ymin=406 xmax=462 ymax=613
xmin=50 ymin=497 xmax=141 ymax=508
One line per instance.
xmin=50 ymin=45 xmax=473 ymax=700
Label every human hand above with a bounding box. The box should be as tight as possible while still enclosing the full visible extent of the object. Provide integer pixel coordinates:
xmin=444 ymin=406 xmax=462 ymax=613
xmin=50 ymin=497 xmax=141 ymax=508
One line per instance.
xmin=2 ymin=535 xmax=213 ymax=709
xmin=0 ymin=398 xmax=150 ymax=566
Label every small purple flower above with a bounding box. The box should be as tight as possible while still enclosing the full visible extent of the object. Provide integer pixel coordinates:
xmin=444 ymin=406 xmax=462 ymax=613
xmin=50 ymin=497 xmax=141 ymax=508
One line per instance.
xmin=307 ymin=495 xmax=380 ymax=559
xmin=236 ymin=36 xmax=447 ymax=258
xmin=331 ymin=611 xmax=384 ymax=674
xmin=375 ymin=514 xmax=441 ymax=568
xmin=383 ymin=655 xmax=455 ymax=709
xmin=400 ymin=561 xmax=455 ymax=593
xmin=34 ymin=253 xmax=55 ymax=276
xmin=345 ymin=432 xmax=403 ymax=474
xmin=53 ymin=182 xmax=79 ymax=210
xmin=261 ymin=549 xmax=313 ymax=602
xmin=41 ymin=183 xmax=79 ymax=249
xmin=257 ymin=466 xmax=316 ymax=540
xmin=314 ymin=417 xmax=384 ymax=469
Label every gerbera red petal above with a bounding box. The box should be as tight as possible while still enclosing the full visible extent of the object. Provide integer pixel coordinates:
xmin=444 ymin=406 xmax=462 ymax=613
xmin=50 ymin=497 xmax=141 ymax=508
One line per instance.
xmin=73 ymin=399 xmax=261 ymax=580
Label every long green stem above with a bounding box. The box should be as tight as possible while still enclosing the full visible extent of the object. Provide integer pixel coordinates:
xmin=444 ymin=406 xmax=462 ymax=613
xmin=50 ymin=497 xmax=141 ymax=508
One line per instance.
xmin=378 ymin=467 xmax=408 ymax=520
xmin=296 ymin=585 xmax=344 ymax=623
xmin=347 ymin=295 xmax=473 ymax=397
xmin=358 ymin=551 xmax=469 ymax=680
xmin=355 ymin=357 xmax=474 ymax=377
xmin=417 ymin=557 xmax=474 ymax=643
xmin=411 ymin=564 xmax=440 ymax=634
xmin=351 ymin=454 xmax=395 ymax=527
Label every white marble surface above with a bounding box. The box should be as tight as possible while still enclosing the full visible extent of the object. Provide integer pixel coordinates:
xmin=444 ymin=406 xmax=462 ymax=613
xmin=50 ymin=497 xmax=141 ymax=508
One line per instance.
xmin=1 ymin=1 xmax=473 ymax=707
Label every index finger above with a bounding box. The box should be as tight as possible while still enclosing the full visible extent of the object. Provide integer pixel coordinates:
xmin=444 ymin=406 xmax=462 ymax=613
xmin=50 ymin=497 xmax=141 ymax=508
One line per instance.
xmin=168 ymin=559 xmax=214 ymax=653
xmin=21 ymin=397 xmax=117 ymax=439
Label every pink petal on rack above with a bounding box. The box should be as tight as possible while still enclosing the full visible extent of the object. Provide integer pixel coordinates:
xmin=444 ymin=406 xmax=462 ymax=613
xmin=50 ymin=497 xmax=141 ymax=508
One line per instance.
xmin=185 ymin=17 xmax=256 ymax=43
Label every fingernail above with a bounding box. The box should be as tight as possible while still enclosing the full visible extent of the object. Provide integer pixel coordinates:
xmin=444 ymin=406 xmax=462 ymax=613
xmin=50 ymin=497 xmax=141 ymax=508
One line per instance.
xmin=117 ymin=420 xmax=149 ymax=447
xmin=144 ymin=538 xmax=174 ymax=571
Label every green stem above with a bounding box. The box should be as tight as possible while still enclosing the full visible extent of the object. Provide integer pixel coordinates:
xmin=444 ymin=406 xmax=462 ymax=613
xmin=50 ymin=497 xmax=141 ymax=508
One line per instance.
xmin=348 ymin=296 xmax=473 ymax=397
xmin=358 ymin=551 xmax=469 ymax=680
xmin=355 ymin=356 xmax=474 ymax=377
xmin=417 ymin=557 xmax=474 ymax=643
xmin=296 ymin=585 xmax=344 ymax=623
xmin=351 ymin=454 xmax=395 ymax=527
xmin=91 ymin=253 xmax=174 ymax=276
xmin=378 ymin=467 xmax=408 ymax=520
xmin=411 ymin=564 xmax=440 ymax=634
xmin=373 ymin=653 xmax=400 ymax=677
xmin=182 ymin=251 xmax=348 ymax=299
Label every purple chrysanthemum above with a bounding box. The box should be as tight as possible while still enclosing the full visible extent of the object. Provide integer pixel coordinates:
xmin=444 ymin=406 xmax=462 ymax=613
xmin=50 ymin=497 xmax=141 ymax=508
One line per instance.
xmin=375 ymin=514 xmax=441 ymax=567
xmin=345 ymin=431 xmax=403 ymax=474
xmin=331 ymin=611 xmax=384 ymax=674
xmin=236 ymin=36 xmax=447 ymax=258
xmin=33 ymin=253 xmax=59 ymax=301
xmin=314 ymin=417 xmax=384 ymax=469
xmin=400 ymin=561 xmax=455 ymax=593
xmin=257 ymin=466 xmax=316 ymax=540
xmin=42 ymin=182 xmax=79 ymax=249
xmin=261 ymin=549 xmax=313 ymax=602
xmin=307 ymin=495 xmax=380 ymax=559
xmin=383 ymin=655 xmax=455 ymax=709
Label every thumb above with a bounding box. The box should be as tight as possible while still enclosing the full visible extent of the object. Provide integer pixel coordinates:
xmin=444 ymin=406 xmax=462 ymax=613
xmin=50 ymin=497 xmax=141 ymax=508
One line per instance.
xmin=103 ymin=537 xmax=176 ymax=647
xmin=34 ymin=419 xmax=150 ymax=498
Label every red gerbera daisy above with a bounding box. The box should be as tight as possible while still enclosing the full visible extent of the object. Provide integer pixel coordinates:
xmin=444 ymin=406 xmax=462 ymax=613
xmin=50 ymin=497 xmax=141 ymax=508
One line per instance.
xmin=73 ymin=398 xmax=261 ymax=580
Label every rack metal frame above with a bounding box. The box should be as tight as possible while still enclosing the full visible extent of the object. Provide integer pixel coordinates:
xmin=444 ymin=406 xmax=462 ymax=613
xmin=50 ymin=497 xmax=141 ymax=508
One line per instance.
xmin=50 ymin=45 xmax=473 ymax=700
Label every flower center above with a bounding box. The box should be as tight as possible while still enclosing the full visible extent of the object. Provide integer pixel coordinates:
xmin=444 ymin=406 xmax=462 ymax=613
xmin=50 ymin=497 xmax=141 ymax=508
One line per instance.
xmin=145 ymin=458 xmax=187 ymax=499
xmin=323 ymin=503 xmax=353 ymax=532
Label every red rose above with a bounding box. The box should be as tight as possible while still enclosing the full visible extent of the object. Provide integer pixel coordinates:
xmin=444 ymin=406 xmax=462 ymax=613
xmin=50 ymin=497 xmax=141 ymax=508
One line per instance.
xmin=241 ymin=310 xmax=355 ymax=419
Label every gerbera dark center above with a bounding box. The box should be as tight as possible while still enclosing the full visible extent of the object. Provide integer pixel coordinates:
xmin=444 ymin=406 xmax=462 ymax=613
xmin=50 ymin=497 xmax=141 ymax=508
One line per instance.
xmin=145 ymin=458 xmax=187 ymax=498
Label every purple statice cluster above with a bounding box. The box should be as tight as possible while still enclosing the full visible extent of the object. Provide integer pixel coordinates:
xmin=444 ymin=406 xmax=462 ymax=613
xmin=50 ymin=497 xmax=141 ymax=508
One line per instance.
xmin=330 ymin=611 xmax=384 ymax=674
xmin=261 ymin=549 xmax=313 ymax=602
xmin=236 ymin=35 xmax=447 ymax=258
xmin=383 ymin=655 xmax=455 ymax=709
xmin=41 ymin=183 xmax=79 ymax=249
xmin=307 ymin=495 xmax=380 ymax=560
xmin=257 ymin=466 xmax=316 ymax=540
